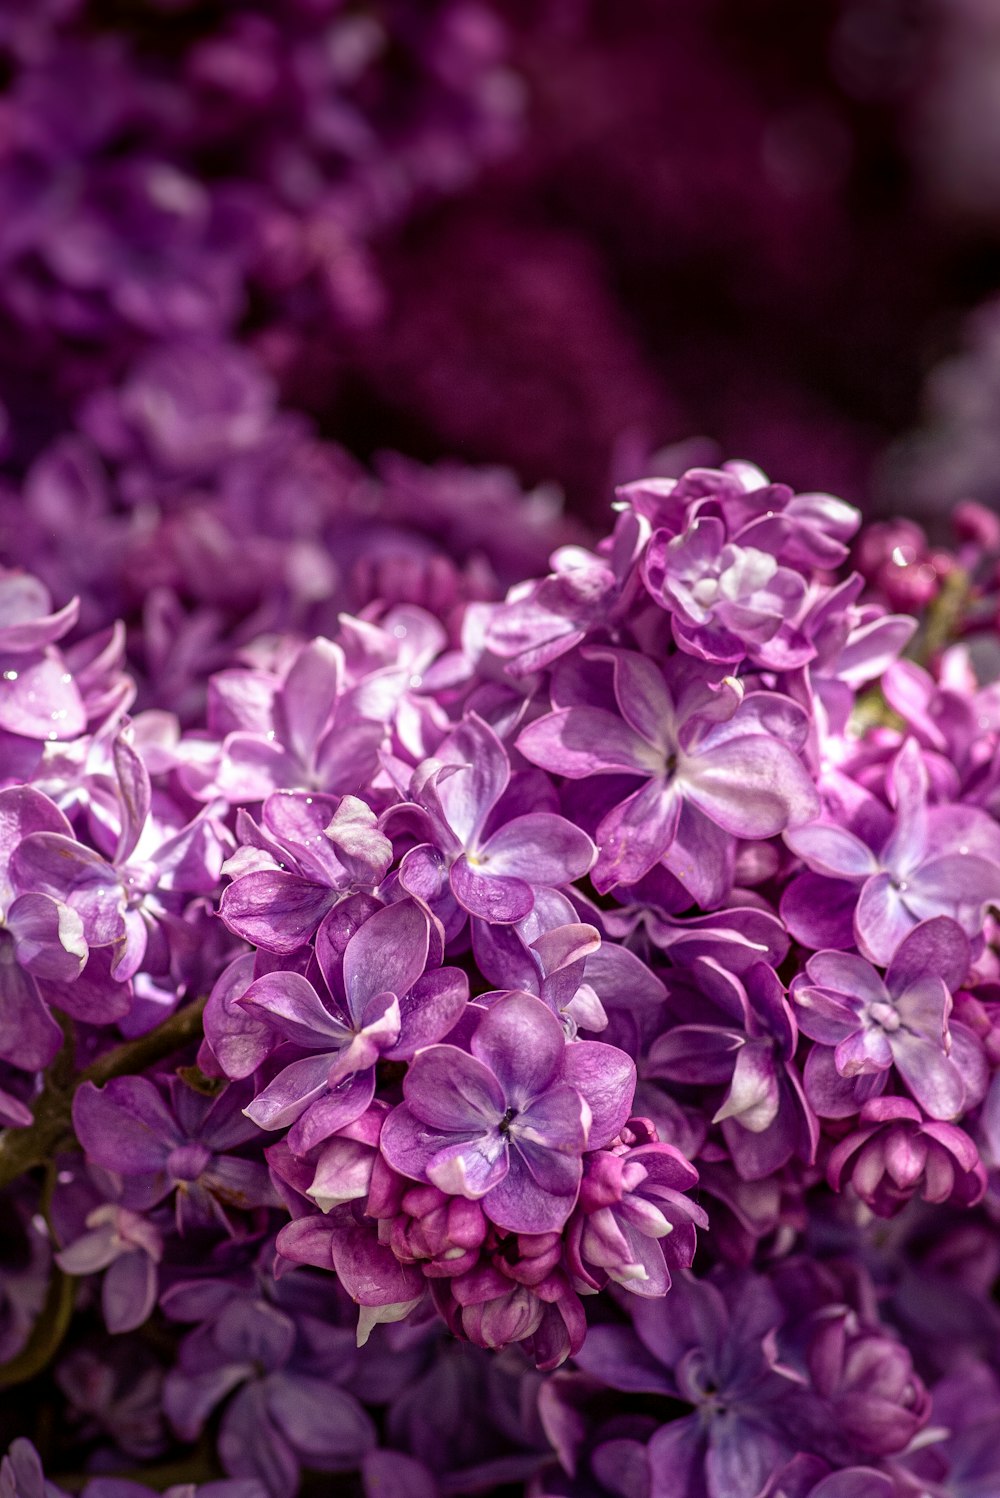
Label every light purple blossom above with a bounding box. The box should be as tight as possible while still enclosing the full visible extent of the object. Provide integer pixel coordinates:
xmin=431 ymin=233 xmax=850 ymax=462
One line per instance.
xmin=380 ymin=990 xmax=635 ymax=1233
xmin=518 ymin=648 xmax=818 ymax=901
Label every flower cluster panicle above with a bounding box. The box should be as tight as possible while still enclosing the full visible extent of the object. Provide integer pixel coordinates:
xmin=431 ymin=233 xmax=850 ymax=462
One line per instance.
xmin=5 ymin=458 xmax=1000 ymax=1495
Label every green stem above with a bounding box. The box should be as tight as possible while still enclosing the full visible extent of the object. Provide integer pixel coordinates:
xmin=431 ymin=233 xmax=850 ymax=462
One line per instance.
xmin=0 ymin=993 xmax=207 ymax=1191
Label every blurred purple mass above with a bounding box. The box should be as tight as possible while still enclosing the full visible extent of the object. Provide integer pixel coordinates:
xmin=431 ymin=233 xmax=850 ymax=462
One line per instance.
xmin=4 ymin=2 xmax=1000 ymax=1496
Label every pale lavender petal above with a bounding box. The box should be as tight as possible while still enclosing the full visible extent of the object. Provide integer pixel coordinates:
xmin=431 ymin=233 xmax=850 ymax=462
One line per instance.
xmin=6 ymin=893 xmax=87 ymax=981
xmin=854 ymin=874 xmax=916 ymax=966
xmin=682 ymin=737 xmax=819 ymax=837
xmin=560 ymin=1040 xmax=636 ymax=1148
xmin=783 ymin=824 xmax=879 ymax=880
xmin=886 ymin=916 xmax=969 ymax=996
xmin=593 ymin=778 xmax=681 ymax=892
xmin=435 ymin=715 xmax=509 ymax=844
xmin=402 ymin=1043 xmax=505 ymax=1129
xmin=450 ymin=856 xmax=534 ymax=923
xmin=518 ymin=707 xmax=662 ymax=778
xmin=472 ymin=991 xmax=565 ymax=1102
xmin=342 ymin=900 xmax=429 ymax=1021
xmin=102 ymin=1251 xmax=158 ymax=1333
xmin=239 ymin=971 xmax=350 ymax=1050
xmin=480 ymin=813 xmax=596 ymax=885
xmin=219 ymin=871 xmax=334 ymax=954
xmin=483 ymin=1146 xmax=581 ymax=1233
xmin=387 ymin=967 xmax=469 ymax=1058
xmin=275 ymin=638 xmax=343 ymax=768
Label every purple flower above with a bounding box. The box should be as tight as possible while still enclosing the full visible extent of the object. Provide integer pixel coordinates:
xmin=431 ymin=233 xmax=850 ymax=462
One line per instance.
xmin=192 ymin=639 xmax=389 ymax=803
xmin=12 ymin=733 xmax=229 ymax=982
xmin=238 ymin=897 xmax=468 ymax=1153
xmin=380 ymin=990 xmax=635 ymax=1233
xmin=644 ymin=515 xmax=812 ymax=667
xmin=648 ymin=962 xmax=818 ymax=1181
xmin=0 ymin=785 xmax=88 ymax=1073
xmin=567 ymin=1131 xmax=707 ymax=1296
xmin=0 ymin=569 xmax=85 ymax=741
xmin=804 ymin=1308 xmax=930 ymax=1457
xmin=518 ymin=649 xmax=818 ymax=901
xmin=163 ymin=1293 xmax=375 ymax=1498
xmin=792 ymin=917 xmax=987 ymax=1120
xmin=784 ymin=740 xmax=1000 ymax=963
xmin=56 ymin=1203 xmax=163 ymax=1334
xmin=219 ymin=791 xmax=392 ymax=955
xmin=827 ymin=1097 xmax=987 ymax=1216
xmin=391 ymin=713 xmax=596 ymax=925
xmin=73 ymin=1075 xmax=279 ymax=1233
xmin=575 ymin=1271 xmax=814 ymax=1498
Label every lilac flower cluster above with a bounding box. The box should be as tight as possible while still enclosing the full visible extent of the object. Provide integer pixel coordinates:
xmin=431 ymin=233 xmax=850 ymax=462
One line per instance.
xmin=4 ymin=453 xmax=1000 ymax=1495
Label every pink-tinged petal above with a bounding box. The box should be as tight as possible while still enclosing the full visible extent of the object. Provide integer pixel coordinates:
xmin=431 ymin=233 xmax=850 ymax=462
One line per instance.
xmin=435 ymin=715 xmax=510 ymax=845
xmin=483 ymin=1147 xmax=581 ymax=1233
xmin=886 ymin=917 xmax=969 ymax=996
xmin=343 ymin=900 xmax=429 ymax=1021
xmin=425 ymin=1131 xmax=510 ymax=1198
xmin=307 ymin=1137 xmax=376 ymax=1211
xmin=682 ymin=736 xmax=819 ymax=837
xmin=217 ymin=734 xmax=300 ymax=801
xmin=327 ymin=1219 xmax=426 ymax=1306
xmin=0 ymin=650 xmax=85 ymax=740
xmin=0 ymin=940 xmax=63 ymax=1069
xmin=398 ymin=843 xmax=450 ymax=905
xmin=479 ymin=813 xmax=596 ymax=885
xmin=0 ymin=577 xmax=75 ymax=644
xmin=854 ymin=874 xmax=915 ymax=966
xmin=890 ymin=1031 xmax=967 ymax=1120
xmin=203 ymin=954 xmax=275 ymax=1080
xmin=560 ymin=1041 xmax=636 ymax=1149
xmin=783 ymin=824 xmax=879 ymax=880
xmin=240 ymin=971 xmax=350 ymax=1050
xmin=6 ymin=892 xmax=86 ymax=981
xmin=602 ymin=649 xmax=676 ymax=750
xmin=323 ymin=795 xmax=392 ymax=886
xmin=275 ymin=637 xmax=343 ymax=768
xmin=713 ymin=1041 xmax=779 ymax=1132
xmin=386 ymin=966 xmax=469 ymax=1058
xmin=12 ymin=832 xmax=122 ymax=945
xmin=834 ymin=1028 xmax=893 ymax=1076
xmin=287 ymin=1071 xmax=375 ymax=1154
xmin=661 ymin=800 xmax=734 ymax=909
xmin=73 ymin=1078 xmax=179 ymax=1174
xmin=472 ymin=991 xmax=565 ymax=1102
xmin=219 ymin=871 xmax=334 ymax=954
xmin=593 ymin=778 xmax=681 ymax=893
xmin=112 ymin=732 xmax=151 ymax=865
xmin=244 ymin=1054 xmax=340 ymax=1132
xmin=517 ymin=707 xmax=662 ymax=779
xmin=450 ymin=855 xmax=534 ymax=923
xmin=0 ymin=786 xmax=74 ymax=908
xmin=403 ymin=1043 xmax=505 ymax=1129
